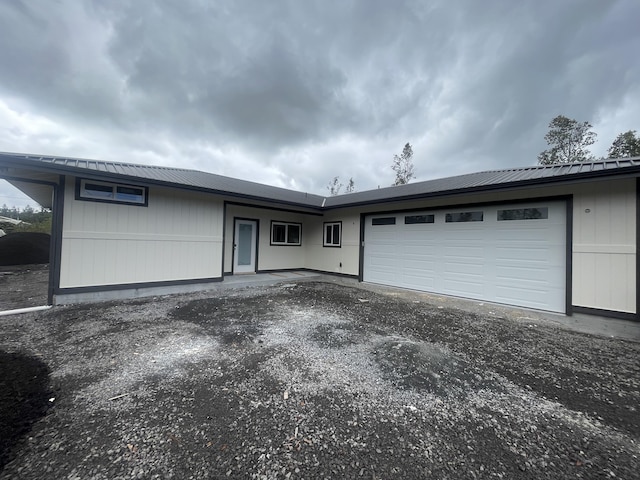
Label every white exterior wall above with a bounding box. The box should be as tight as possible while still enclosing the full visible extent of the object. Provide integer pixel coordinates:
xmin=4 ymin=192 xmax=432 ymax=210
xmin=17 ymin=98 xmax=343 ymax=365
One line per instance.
xmin=60 ymin=178 xmax=224 ymax=288
xmin=572 ymin=179 xmax=636 ymax=313
xmin=304 ymin=210 xmax=361 ymax=276
xmin=58 ymin=173 xmax=636 ymax=315
xmin=224 ymin=205 xmax=308 ymax=272
xmin=224 ymin=205 xmax=360 ymax=276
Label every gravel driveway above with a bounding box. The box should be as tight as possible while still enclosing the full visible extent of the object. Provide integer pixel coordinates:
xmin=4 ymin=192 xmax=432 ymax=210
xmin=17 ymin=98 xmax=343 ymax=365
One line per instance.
xmin=1 ymin=280 xmax=639 ymax=479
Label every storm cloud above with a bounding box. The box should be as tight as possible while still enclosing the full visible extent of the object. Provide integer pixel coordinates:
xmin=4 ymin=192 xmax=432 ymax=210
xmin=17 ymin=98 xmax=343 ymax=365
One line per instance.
xmin=1 ymin=0 xmax=639 ymax=207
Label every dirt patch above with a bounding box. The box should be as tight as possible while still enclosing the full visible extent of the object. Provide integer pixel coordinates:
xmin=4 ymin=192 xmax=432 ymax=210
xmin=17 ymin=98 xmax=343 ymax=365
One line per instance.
xmin=0 ymin=264 xmax=49 ymax=310
xmin=0 ymin=351 xmax=52 ymax=470
xmin=0 ymin=281 xmax=638 ymax=479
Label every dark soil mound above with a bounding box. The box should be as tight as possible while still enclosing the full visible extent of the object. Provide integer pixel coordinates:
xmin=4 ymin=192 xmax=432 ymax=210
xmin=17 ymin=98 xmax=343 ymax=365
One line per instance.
xmin=0 ymin=351 xmax=51 ymax=471
xmin=0 ymin=233 xmax=50 ymax=266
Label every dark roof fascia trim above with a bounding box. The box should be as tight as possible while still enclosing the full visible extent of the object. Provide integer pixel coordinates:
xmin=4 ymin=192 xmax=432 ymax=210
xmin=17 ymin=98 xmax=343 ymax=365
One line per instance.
xmin=323 ymin=168 xmax=640 ymax=210
xmin=0 ymin=156 xmax=325 ymax=211
xmin=4 ymin=155 xmax=640 ymax=212
xmin=167 ymin=185 xmax=325 ymax=211
xmin=225 ymin=200 xmax=323 ymax=216
xmin=358 ymin=194 xmax=572 ymax=219
xmin=1 ymin=156 xmax=101 ymax=177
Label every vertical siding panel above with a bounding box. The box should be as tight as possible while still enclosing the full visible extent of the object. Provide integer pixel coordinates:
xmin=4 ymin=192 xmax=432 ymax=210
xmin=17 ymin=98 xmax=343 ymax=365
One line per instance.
xmin=594 ymin=183 xmax=609 ymax=245
xmin=103 ymin=239 xmax=116 ymax=283
xmin=609 ymin=254 xmax=630 ymax=311
xmin=593 ymin=254 xmax=611 ymax=308
xmin=59 ymin=187 xmax=224 ymax=287
xmin=629 ymin=256 xmax=637 ymax=313
xmin=571 ymin=178 xmax=635 ymax=313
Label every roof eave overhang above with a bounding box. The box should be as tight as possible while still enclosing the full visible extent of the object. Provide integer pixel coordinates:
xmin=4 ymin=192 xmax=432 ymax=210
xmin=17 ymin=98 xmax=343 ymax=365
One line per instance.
xmin=322 ymin=167 xmax=640 ymax=210
xmin=0 ymin=155 xmax=325 ymax=213
xmin=3 ymin=154 xmax=640 ymax=213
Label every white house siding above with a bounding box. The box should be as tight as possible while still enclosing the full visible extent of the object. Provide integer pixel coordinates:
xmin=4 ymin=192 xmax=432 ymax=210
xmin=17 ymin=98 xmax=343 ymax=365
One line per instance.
xmin=59 ymin=178 xmax=224 ymax=288
xmin=572 ymin=178 xmax=636 ymax=313
xmin=304 ymin=210 xmax=361 ymax=276
xmin=223 ymin=204 xmax=309 ymax=273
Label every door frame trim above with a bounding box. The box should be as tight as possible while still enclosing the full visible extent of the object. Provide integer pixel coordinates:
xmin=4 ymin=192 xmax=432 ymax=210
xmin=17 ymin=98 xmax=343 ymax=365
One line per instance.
xmin=232 ymin=217 xmax=259 ymax=273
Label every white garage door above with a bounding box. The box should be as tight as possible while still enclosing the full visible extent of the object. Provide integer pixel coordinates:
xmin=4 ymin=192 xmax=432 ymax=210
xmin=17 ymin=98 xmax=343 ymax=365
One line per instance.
xmin=363 ymin=202 xmax=566 ymax=312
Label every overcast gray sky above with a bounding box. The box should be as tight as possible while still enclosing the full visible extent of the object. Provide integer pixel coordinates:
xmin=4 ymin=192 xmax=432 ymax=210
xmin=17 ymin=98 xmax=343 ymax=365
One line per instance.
xmin=1 ymin=0 xmax=639 ymax=208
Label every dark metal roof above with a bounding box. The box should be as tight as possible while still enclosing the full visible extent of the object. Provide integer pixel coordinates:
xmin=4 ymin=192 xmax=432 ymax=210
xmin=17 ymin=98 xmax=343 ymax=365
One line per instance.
xmin=0 ymin=152 xmax=326 ymax=209
xmin=324 ymin=157 xmax=640 ymax=208
xmin=1 ymin=152 xmax=639 ymax=210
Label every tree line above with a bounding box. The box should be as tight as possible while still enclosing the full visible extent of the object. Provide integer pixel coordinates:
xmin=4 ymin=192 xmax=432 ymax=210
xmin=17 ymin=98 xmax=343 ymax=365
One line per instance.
xmin=538 ymin=115 xmax=640 ymax=165
xmin=327 ymin=116 xmax=639 ymax=195
xmin=0 ymin=204 xmax=52 ymax=234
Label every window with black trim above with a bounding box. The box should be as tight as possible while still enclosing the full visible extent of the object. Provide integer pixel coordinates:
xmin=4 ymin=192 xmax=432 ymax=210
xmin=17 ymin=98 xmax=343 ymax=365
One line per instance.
xmin=271 ymin=221 xmax=301 ymax=246
xmin=323 ymin=222 xmax=341 ymax=247
xmin=372 ymin=217 xmax=396 ymax=225
xmin=497 ymin=207 xmax=549 ymax=221
xmin=445 ymin=211 xmax=483 ymax=222
xmin=405 ymin=214 xmax=434 ymax=224
xmin=77 ymin=178 xmax=148 ymax=206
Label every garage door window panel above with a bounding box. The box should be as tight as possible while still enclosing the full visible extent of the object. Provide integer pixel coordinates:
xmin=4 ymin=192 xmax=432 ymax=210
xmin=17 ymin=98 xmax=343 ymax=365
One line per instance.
xmin=405 ymin=214 xmax=434 ymax=224
xmin=372 ymin=217 xmax=396 ymax=225
xmin=445 ymin=211 xmax=484 ymax=222
xmin=497 ymin=207 xmax=549 ymax=221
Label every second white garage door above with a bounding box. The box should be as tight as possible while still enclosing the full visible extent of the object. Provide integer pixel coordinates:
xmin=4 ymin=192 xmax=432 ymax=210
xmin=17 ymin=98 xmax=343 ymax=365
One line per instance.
xmin=363 ymin=201 xmax=567 ymax=312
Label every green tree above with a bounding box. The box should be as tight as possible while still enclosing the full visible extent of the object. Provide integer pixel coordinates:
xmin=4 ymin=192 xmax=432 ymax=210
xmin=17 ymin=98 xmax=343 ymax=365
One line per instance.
xmin=0 ymin=204 xmax=20 ymax=219
xmin=0 ymin=205 xmax=52 ymax=234
xmin=537 ymin=115 xmax=597 ymax=165
xmin=392 ymin=143 xmax=415 ymax=185
xmin=608 ymin=130 xmax=640 ymax=158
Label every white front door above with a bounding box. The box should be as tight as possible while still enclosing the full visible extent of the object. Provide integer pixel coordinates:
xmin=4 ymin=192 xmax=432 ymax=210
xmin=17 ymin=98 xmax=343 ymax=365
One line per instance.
xmin=233 ymin=219 xmax=257 ymax=273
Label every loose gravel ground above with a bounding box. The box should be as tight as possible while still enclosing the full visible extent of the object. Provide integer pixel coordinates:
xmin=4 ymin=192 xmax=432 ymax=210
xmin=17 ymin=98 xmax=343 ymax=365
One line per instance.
xmin=0 ymin=280 xmax=639 ymax=479
xmin=0 ymin=264 xmax=48 ymax=311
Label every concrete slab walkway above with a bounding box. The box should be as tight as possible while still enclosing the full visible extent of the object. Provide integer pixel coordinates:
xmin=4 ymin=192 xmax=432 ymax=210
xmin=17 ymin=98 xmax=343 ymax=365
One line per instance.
xmin=222 ymin=270 xmax=321 ymax=287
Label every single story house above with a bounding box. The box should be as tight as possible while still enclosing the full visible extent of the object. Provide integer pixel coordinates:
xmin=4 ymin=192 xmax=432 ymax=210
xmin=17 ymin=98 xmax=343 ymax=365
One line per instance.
xmin=0 ymin=152 xmax=637 ymax=322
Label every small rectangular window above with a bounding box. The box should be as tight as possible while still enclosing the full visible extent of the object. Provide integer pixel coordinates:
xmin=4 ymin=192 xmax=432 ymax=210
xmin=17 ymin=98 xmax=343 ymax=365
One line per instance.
xmin=323 ymin=222 xmax=341 ymax=247
xmin=372 ymin=217 xmax=396 ymax=225
xmin=271 ymin=221 xmax=302 ymax=246
xmin=77 ymin=179 xmax=148 ymax=206
xmin=84 ymin=182 xmax=114 ymax=199
xmin=497 ymin=207 xmax=549 ymax=221
xmin=287 ymin=224 xmax=300 ymax=244
xmin=116 ymin=185 xmax=145 ymax=203
xmin=272 ymin=223 xmax=286 ymax=243
xmin=445 ymin=211 xmax=483 ymax=222
xmin=405 ymin=214 xmax=434 ymax=224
